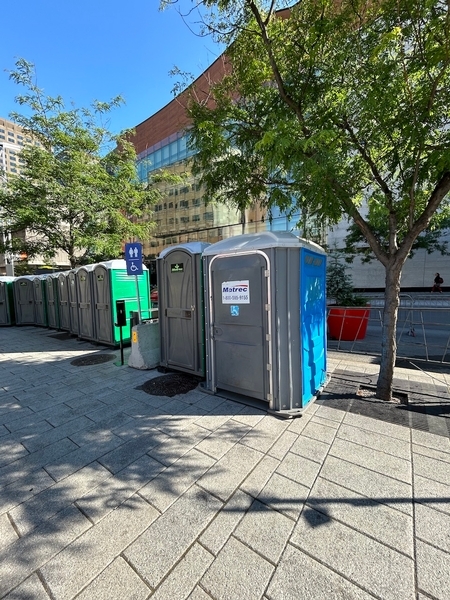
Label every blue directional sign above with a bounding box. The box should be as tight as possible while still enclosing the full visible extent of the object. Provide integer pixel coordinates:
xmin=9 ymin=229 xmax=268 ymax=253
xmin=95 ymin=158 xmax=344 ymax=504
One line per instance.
xmin=125 ymin=242 xmax=143 ymax=276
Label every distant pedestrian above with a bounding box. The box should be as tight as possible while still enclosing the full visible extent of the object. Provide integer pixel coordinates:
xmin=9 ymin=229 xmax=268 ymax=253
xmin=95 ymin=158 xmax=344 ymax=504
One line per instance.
xmin=431 ymin=272 xmax=443 ymax=293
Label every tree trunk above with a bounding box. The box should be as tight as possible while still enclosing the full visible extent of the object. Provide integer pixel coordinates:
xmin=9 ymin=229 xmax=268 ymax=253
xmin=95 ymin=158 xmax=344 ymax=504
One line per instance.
xmin=376 ymin=261 xmax=403 ymax=400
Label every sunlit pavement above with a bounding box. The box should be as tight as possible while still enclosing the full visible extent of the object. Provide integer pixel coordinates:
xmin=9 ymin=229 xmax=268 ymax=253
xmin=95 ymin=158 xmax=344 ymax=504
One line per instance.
xmin=0 ymin=326 xmax=449 ymax=599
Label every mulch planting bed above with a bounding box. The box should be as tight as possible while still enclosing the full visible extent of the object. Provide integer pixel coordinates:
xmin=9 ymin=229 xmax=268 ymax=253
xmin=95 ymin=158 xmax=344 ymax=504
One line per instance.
xmin=138 ymin=373 xmax=201 ymax=397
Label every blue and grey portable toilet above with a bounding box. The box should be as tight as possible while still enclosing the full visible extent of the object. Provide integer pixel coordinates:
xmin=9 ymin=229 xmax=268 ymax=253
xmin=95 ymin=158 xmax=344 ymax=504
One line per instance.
xmin=75 ymin=264 xmax=96 ymax=341
xmin=57 ymin=271 xmax=71 ymax=331
xmin=157 ymin=242 xmax=210 ymax=377
xmin=0 ymin=276 xmax=16 ymax=325
xmin=13 ymin=276 xmax=36 ymax=325
xmin=44 ymin=274 xmax=60 ymax=329
xmin=67 ymin=269 xmax=79 ymax=336
xmin=202 ymin=231 xmax=327 ymax=414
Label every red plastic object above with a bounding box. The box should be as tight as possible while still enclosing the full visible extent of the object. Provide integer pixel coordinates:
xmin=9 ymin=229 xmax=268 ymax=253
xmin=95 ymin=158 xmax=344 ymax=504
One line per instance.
xmin=327 ymin=307 xmax=370 ymax=341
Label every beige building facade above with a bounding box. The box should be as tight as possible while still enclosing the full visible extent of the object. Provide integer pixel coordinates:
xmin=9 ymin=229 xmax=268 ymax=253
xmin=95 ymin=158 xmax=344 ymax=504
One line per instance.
xmin=0 ymin=117 xmax=71 ymax=275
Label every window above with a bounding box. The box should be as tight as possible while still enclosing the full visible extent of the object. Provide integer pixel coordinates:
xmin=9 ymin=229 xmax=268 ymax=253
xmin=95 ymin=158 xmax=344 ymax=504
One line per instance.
xmin=180 ymin=200 xmax=189 ymax=208
xmin=192 ymin=198 xmax=200 ymax=207
xmin=17 ymin=135 xmax=23 ymax=140
xmin=180 ymin=216 xmax=189 ymax=223
xmin=192 ymin=214 xmax=200 ymax=222
xmin=168 ymin=202 xmax=173 ymax=209
xmin=204 ymin=212 xmax=214 ymax=221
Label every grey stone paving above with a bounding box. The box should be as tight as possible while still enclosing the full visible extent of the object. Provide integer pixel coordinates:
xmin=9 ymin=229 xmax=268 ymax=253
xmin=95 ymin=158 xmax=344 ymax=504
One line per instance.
xmin=0 ymin=326 xmax=449 ymax=599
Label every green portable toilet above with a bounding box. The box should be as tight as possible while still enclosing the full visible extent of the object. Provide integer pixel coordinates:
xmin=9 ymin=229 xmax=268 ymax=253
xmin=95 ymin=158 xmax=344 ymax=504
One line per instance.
xmin=14 ymin=276 xmax=35 ymax=325
xmin=0 ymin=276 xmax=16 ymax=326
xmin=57 ymin=271 xmax=71 ymax=331
xmin=44 ymin=274 xmax=60 ymax=329
xmin=92 ymin=259 xmax=150 ymax=346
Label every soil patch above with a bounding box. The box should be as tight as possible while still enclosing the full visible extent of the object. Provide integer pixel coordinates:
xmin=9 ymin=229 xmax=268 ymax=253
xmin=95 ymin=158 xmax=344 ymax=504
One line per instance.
xmin=357 ymin=385 xmax=409 ymax=405
xmin=138 ymin=373 xmax=201 ymax=397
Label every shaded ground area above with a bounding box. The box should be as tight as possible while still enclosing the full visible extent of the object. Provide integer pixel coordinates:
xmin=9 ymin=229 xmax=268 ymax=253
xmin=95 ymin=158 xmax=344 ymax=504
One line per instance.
xmin=318 ymin=369 xmax=450 ymax=437
xmin=70 ymin=354 xmax=116 ymax=367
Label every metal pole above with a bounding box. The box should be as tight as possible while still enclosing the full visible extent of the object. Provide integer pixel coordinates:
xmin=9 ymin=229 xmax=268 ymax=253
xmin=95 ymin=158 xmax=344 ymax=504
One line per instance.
xmin=135 ymin=275 xmax=142 ymax=322
xmin=119 ymin=324 xmax=124 ymax=366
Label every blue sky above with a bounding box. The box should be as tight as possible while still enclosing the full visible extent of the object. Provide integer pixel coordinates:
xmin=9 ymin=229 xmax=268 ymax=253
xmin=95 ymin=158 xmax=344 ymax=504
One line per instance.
xmin=0 ymin=0 xmax=222 ymax=134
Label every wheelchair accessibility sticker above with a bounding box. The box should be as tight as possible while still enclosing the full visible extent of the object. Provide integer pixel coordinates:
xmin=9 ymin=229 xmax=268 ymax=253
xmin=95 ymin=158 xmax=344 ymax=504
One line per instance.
xmin=230 ymin=305 xmax=240 ymax=317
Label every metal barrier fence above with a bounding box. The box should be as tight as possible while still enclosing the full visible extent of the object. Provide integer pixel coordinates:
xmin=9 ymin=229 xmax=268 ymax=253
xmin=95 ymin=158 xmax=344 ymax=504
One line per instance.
xmin=327 ymin=293 xmax=450 ymax=364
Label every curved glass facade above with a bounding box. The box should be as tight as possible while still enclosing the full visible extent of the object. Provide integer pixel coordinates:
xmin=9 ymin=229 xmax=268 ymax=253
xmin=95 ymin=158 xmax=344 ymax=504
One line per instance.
xmin=136 ymin=133 xmax=195 ymax=183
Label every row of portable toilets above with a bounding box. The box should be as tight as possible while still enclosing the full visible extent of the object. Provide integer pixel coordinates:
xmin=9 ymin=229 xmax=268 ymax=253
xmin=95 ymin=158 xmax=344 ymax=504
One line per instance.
xmin=1 ymin=232 xmax=328 ymax=414
xmin=156 ymin=231 xmax=328 ymax=415
xmin=0 ymin=260 xmax=151 ymax=346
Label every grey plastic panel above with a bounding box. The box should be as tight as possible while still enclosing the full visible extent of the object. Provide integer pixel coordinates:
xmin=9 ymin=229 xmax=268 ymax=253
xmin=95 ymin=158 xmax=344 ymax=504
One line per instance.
xmin=68 ymin=271 xmax=79 ymax=335
xmin=0 ymin=280 xmax=14 ymax=325
xmin=58 ymin=272 xmax=71 ymax=331
xmin=45 ymin=276 xmax=59 ymax=329
xmin=158 ymin=244 xmax=208 ymax=377
xmin=14 ymin=277 xmax=35 ymax=325
xmin=76 ymin=267 xmax=95 ymax=341
xmin=93 ymin=264 xmax=113 ymax=345
xmin=207 ymin=252 xmax=269 ymax=400
xmin=33 ymin=277 xmax=47 ymax=326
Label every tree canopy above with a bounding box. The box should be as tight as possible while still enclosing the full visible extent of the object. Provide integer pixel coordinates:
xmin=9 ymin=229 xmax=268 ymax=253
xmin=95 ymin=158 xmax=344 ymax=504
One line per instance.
xmin=0 ymin=59 xmax=169 ymax=269
xmin=166 ymin=0 xmax=450 ymax=399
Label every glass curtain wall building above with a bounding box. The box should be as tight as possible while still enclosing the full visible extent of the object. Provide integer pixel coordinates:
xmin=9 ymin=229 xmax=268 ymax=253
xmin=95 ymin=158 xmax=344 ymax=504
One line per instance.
xmin=135 ymin=130 xmax=266 ymax=261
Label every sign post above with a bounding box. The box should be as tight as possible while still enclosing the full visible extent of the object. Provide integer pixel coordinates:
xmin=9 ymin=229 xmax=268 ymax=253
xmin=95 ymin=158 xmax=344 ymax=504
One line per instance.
xmin=125 ymin=242 xmax=143 ymax=322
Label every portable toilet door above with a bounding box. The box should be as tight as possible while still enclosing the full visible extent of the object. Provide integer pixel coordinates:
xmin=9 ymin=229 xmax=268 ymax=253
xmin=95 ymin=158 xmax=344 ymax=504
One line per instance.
xmin=0 ymin=277 xmax=15 ymax=325
xmin=57 ymin=272 xmax=71 ymax=331
xmin=33 ymin=276 xmax=47 ymax=326
xmin=158 ymin=242 xmax=210 ymax=377
xmin=92 ymin=260 xmax=150 ymax=346
xmin=13 ymin=276 xmax=35 ymax=325
xmin=45 ymin=274 xmax=59 ymax=329
xmin=67 ymin=270 xmax=79 ymax=336
xmin=76 ymin=265 xmax=96 ymax=341
xmin=92 ymin=262 xmax=113 ymax=345
xmin=203 ymin=244 xmax=270 ymax=401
